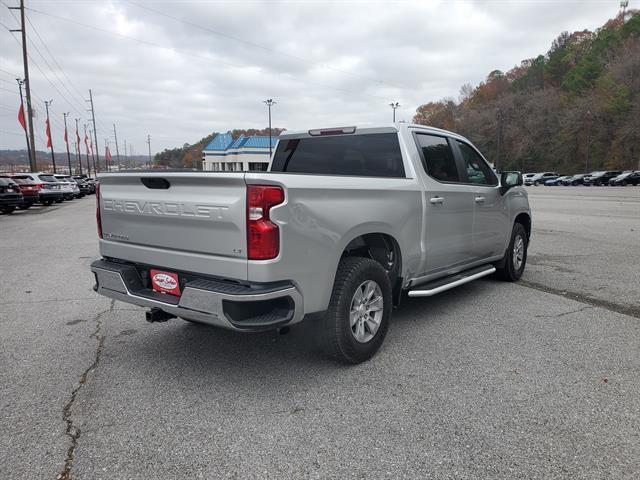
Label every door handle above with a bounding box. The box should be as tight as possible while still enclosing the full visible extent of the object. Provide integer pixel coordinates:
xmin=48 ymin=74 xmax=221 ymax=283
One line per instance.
xmin=429 ymin=196 xmax=444 ymax=205
xmin=474 ymin=196 xmax=485 ymax=203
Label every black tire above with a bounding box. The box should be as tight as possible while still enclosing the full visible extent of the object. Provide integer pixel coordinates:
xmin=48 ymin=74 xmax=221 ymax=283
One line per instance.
xmin=42 ymin=200 xmax=53 ymax=206
xmin=496 ymin=223 xmax=528 ymax=282
xmin=533 ymin=181 xmax=540 ymax=186
xmin=18 ymin=203 xmax=31 ymax=210
xmin=321 ymin=257 xmax=392 ymax=364
xmin=1 ymin=206 xmax=16 ymax=214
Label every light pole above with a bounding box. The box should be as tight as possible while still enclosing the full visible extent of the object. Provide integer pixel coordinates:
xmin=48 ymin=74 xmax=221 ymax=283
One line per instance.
xmin=146 ymin=134 xmax=152 ymax=168
xmin=44 ymin=99 xmax=57 ymax=173
xmin=621 ymin=0 xmax=629 ymax=18
xmin=389 ymin=102 xmax=400 ymax=122
xmin=264 ymin=99 xmax=276 ymax=158
xmin=585 ymin=109 xmax=593 ymax=173
xmin=495 ymin=107 xmax=504 ymax=171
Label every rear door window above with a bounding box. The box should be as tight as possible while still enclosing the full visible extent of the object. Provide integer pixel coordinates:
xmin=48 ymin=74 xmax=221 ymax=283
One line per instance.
xmin=39 ymin=175 xmax=57 ymax=182
xmin=271 ymin=133 xmax=405 ymax=177
xmin=414 ymin=133 xmax=460 ymax=183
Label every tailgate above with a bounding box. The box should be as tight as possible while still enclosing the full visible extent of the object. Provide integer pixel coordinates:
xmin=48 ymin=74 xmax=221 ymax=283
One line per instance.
xmin=98 ymin=172 xmax=248 ymax=280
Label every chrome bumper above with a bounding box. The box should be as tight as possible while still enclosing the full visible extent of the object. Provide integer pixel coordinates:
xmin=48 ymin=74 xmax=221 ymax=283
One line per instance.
xmin=91 ymin=259 xmax=303 ymax=331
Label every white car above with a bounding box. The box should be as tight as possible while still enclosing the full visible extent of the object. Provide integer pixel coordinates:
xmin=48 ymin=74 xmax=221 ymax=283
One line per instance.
xmin=53 ymin=175 xmax=78 ymax=200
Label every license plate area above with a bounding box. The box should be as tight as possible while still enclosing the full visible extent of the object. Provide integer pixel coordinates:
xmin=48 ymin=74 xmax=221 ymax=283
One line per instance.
xmin=150 ymin=269 xmax=181 ymax=296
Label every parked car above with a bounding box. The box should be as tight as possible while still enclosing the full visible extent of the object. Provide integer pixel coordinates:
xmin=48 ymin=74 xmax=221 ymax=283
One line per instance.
xmin=584 ymin=170 xmax=622 ymax=186
xmin=525 ymin=172 xmax=560 ymax=186
xmin=609 ymin=171 xmax=640 ymax=186
xmin=59 ymin=175 xmax=84 ymax=198
xmin=0 ymin=175 xmax=24 ymax=214
xmin=73 ymin=176 xmax=94 ymax=194
xmin=53 ymin=175 xmax=77 ymax=200
xmin=545 ymin=175 xmax=572 ymax=186
xmin=91 ymin=123 xmax=532 ymax=364
xmin=11 ymin=173 xmax=64 ymax=205
xmin=522 ymin=173 xmax=537 ymax=184
xmin=10 ymin=176 xmax=40 ymax=209
xmin=563 ymin=173 xmax=588 ymax=186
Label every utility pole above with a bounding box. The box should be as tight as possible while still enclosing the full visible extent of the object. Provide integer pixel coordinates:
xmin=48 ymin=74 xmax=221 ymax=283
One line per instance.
xmin=75 ymin=117 xmax=83 ymax=176
xmin=146 ymin=134 xmax=152 ymax=168
xmin=63 ymin=112 xmax=72 ymax=174
xmin=113 ymin=124 xmax=121 ymax=170
xmin=129 ymin=143 xmax=134 ymax=169
xmin=389 ymin=102 xmax=400 ymax=122
xmin=87 ymin=89 xmax=100 ymax=171
xmin=16 ymin=78 xmax=32 ymax=168
xmin=9 ymin=0 xmax=37 ymax=171
xmin=89 ymin=129 xmax=97 ymax=175
xmin=44 ymin=99 xmax=57 ymax=173
xmin=263 ymin=99 xmax=276 ymax=158
xmin=123 ymin=139 xmax=127 ymax=169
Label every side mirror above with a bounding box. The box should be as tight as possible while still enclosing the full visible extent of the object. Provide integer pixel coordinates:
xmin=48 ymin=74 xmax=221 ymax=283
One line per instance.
xmin=500 ymin=171 xmax=522 ymax=194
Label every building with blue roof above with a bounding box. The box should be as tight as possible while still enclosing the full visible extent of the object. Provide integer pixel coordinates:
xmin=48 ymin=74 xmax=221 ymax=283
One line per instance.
xmin=202 ymin=133 xmax=278 ymax=172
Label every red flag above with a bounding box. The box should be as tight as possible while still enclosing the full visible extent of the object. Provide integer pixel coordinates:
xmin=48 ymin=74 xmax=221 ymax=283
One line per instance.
xmin=84 ymin=133 xmax=90 ymax=155
xmin=76 ymin=128 xmax=81 ymax=149
xmin=45 ymin=118 xmax=52 ymax=149
xmin=18 ymin=104 xmax=27 ymax=132
xmin=64 ymin=126 xmax=69 ymax=148
xmin=105 ymin=146 xmax=112 ymax=162
xmin=89 ymin=138 xmax=93 ymax=156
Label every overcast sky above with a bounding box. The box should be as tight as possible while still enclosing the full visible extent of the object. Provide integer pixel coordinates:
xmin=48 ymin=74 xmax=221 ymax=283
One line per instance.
xmin=0 ymin=0 xmax=622 ymax=154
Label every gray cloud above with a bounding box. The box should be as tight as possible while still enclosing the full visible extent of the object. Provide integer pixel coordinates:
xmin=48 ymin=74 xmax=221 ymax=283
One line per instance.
xmin=0 ymin=0 xmax=617 ymax=154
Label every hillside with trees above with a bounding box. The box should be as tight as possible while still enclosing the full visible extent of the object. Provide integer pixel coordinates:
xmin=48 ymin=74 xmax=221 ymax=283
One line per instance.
xmin=413 ymin=11 xmax=640 ymax=173
xmin=154 ymin=127 xmax=285 ymax=169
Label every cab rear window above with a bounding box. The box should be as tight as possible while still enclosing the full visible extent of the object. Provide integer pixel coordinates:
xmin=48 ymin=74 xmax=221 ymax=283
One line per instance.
xmin=271 ymin=133 xmax=405 ymax=177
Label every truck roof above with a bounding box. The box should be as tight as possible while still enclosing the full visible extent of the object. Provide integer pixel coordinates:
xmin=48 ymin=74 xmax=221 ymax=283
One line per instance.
xmin=278 ymin=123 xmax=467 ymax=141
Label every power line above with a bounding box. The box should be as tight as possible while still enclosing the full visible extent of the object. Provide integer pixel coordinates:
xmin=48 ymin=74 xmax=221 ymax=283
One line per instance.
xmin=25 ymin=5 xmax=393 ymax=102
xmin=125 ymin=0 xmax=408 ymax=91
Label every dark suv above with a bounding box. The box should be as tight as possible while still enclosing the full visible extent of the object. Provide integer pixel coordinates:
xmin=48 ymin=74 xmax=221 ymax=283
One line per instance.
xmin=584 ymin=171 xmax=622 ymax=186
xmin=0 ymin=175 xmax=24 ymax=214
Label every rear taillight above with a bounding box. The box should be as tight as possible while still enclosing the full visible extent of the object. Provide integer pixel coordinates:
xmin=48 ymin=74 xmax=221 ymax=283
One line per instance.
xmin=96 ymin=182 xmax=102 ymax=239
xmin=246 ymin=185 xmax=284 ymax=260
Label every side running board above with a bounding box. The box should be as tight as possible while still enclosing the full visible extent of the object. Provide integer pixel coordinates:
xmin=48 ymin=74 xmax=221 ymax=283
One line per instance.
xmin=408 ymin=265 xmax=496 ymax=298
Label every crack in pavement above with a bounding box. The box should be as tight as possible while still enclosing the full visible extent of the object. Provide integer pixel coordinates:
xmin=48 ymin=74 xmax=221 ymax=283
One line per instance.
xmin=534 ymin=305 xmax=595 ymax=319
xmin=57 ymin=299 xmax=114 ymax=480
xmin=519 ymin=280 xmax=640 ymax=319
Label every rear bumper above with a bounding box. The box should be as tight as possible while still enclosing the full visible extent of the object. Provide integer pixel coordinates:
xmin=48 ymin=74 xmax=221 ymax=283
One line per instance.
xmin=90 ymin=259 xmax=304 ymax=331
xmin=39 ymin=191 xmax=64 ymax=201
xmin=0 ymin=196 xmax=23 ymax=207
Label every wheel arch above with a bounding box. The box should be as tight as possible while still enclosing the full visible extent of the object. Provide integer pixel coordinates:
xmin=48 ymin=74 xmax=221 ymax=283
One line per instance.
xmin=340 ymin=232 xmax=403 ymax=306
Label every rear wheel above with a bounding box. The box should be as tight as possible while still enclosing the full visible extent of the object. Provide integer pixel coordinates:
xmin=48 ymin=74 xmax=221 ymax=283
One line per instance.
xmin=321 ymin=257 xmax=392 ymax=364
xmin=42 ymin=200 xmax=53 ymax=206
xmin=533 ymin=181 xmax=540 ymax=186
xmin=18 ymin=203 xmax=31 ymax=210
xmin=1 ymin=206 xmax=16 ymax=214
xmin=496 ymin=223 xmax=528 ymax=282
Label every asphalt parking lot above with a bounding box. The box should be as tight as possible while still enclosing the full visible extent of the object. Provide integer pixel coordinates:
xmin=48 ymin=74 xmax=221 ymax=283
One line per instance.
xmin=1 ymin=187 xmax=639 ymax=479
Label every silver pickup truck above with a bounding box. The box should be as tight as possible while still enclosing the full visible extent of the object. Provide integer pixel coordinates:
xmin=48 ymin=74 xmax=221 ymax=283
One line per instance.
xmin=91 ymin=124 xmax=531 ymax=363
